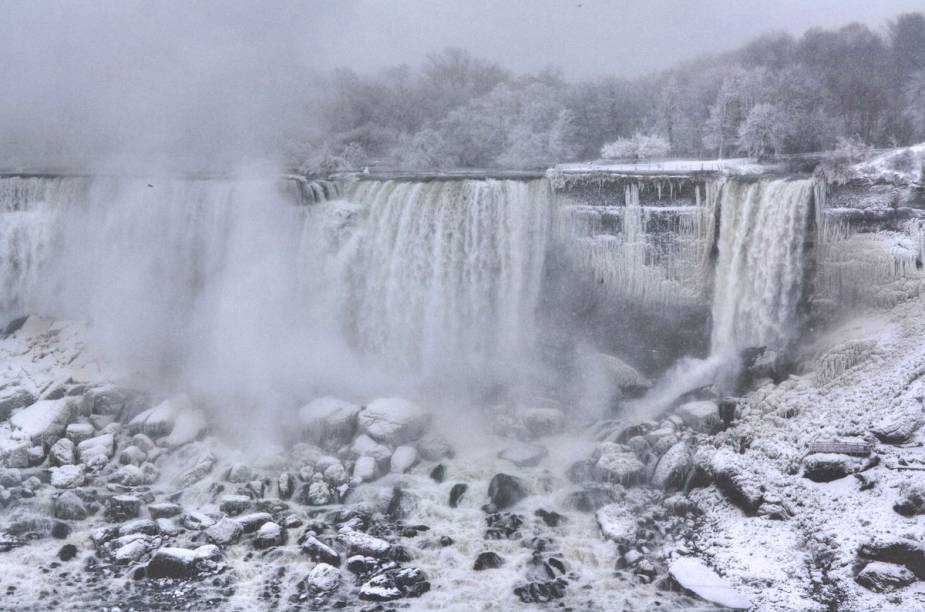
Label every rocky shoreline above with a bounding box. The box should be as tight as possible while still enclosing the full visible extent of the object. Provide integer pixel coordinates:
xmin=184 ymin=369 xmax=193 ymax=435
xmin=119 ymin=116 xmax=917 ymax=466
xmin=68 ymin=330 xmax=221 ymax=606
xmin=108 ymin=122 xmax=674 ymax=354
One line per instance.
xmin=2 ymin=297 xmax=925 ymax=610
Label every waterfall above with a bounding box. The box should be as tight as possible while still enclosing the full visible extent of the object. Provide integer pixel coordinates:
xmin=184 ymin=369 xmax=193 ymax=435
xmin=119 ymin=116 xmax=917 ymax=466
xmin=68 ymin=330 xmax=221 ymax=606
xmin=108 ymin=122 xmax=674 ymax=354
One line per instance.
xmin=710 ymin=178 xmax=814 ymax=354
xmin=341 ymin=179 xmax=552 ymax=375
xmin=0 ymin=175 xmax=553 ymax=403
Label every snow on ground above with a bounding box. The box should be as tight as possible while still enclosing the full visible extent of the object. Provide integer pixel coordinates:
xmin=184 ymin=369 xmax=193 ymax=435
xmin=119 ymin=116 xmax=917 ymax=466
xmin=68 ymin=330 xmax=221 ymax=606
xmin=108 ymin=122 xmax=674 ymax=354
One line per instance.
xmin=552 ymin=158 xmax=780 ymax=175
xmin=690 ymin=292 xmax=925 ymax=611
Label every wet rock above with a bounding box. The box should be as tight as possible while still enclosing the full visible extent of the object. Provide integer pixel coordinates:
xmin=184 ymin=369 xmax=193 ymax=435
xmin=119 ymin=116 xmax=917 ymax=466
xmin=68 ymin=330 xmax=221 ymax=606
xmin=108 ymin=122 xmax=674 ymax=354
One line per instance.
xmin=474 ymin=551 xmax=504 ymax=570
xmin=299 ymin=397 xmax=361 ymax=448
xmin=535 ymin=509 xmax=565 ymax=527
xmin=301 ymin=535 xmax=341 ymax=566
xmin=668 ymin=557 xmax=751 ymax=609
xmin=156 ymin=518 xmax=179 ymax=536
xmin=429 ymin=464 xmax=446 ymax=482
xmin=128 ymin=395 xmax=191 ymax=438
xmin=390 ymin=445 xmax=418 ymax=473
xmin=856 ymin=561 xmax=916 ymax=592
xmin=254 ymin=521 xmax=284 ymax=549
xmin=564 ymin=486 xmax=616 ymax=512
xmin=358 ymin=567 xmax=430 ymax=601
xmin=385 ymin=486 xmax=417 ymax=520
xmin=0 ymin=467 xmax=22 ymax=488
xmin=893 ymin=482 xmax=925 ymax=516
xmin=205 ymin=517 xmax=243 ymax=545
xmin=49 ymin=438 xmax=76 ymax=466
xmin=54 ymin=491 xmax=88 ymax=520
xmin=803 ymin=453 xmax=860 ymax=482
xmin=594 ymin=444 xmax=645 ymax=485
xmin=306 ymin=562 xmax=341 ymax=592
xmin=148 ymin=502 xmax=182 ymax=519
xmin=119 ymin=518 xmax=159 ymax=537
xmin=513 ymin=578 xmax=567 ymax=603
xmin=182 ymin=511 xmax=216 ymax=530
xmin=278 ymin=472 xmax=295 ymax=499
xmin=449 ymin=483 xmax=467 ymax=508
xmin=300 ymin=481 xmax=333 ymax=506
xmin=237 ymin=512 xmax=273 ymax=533
xmin=146 ymin=545 xmax=222 ymax=579
xmin=358 ymin=398 xmax=431 ymax=446
xmin=485 ymin=513 xmax=523 ymax=539
xmin=112 ymin=534 xmax=156 ymax=564
xmin=57 ymin=543 xmax=78 ymax=561
xmin=417 ymin=434 xmax=454 ymax=461
xmin=107 ymin=495 xmax=141 ymax=521
xmin=219 ymin=494 xmax=251 ymax=515
xmin=346 ymin=555 xmax=377 ymax=574
xmin=675 ymin=400 xmax=722 ymax=434
xmin=81 ymin=385 xmax=130 ymax=418
xmin=651 ymin=440 xmax=693 ymax=490
xmin=341 ymin=529 xmax=390 ymax=557
xmin=859 ymin=535 xmax=925 ymax=578
xmin=498 ymin=443 xmax=548 ymax=467
xmin=487 ymin=473 xmax=527 ymax=511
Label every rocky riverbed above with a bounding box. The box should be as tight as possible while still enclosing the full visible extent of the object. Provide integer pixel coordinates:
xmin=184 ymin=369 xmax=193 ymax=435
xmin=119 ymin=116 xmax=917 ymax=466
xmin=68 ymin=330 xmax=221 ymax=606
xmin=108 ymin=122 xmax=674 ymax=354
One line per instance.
xmin=1 ymin=297 xmax=925 ymax=611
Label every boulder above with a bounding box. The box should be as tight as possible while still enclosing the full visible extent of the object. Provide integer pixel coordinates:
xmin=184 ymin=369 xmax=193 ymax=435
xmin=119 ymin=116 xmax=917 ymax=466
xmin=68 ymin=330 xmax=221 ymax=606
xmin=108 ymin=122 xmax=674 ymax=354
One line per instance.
xmin=595 ymin=504 xmax=635 ymax=544
xmin=49 ymin=438 xmax=76 ymax=466
xmin=803 ymin=453 xmax=860 ymax=482
xmin=118 ymin=445 xmax=147 ymax=466
xmin=651 ymin=440 xmax=693 ymax=490
xmin=129 ymin=395 xmax=193 ymax=438
xmin=353 ymin=456 xmax=378 ymax=482
xmin=893 ymin=482 xmax=925 ymax=516
xmin=299 ymin=397 xmax=361 ymax=447
xmin=50 ymin=464 xmax=85 ymax=489
xmin=0 ymin=388 xmax=35 ymax=421
xmin=390 ymin=446 xmax=418 ymax=473
xmin=474 ymin=551 xmax=504 ymax=570
xmin=859 ymin=535 xmax=925 ymax=578
xmin=53 ymin=491 xmax=87 ymax=520
xmin=872 ymin=412 xmax=924 ymax=444
xmin=341 ymin=529 xmax=390 ymax=557
xmin=302 ymin=535 xmax=340 ymax=566
xmin=358 ymin=567 xmax=430 ymax=601
xmin=65 ymin=423 xmax=94 ymax=445
xmin=205 ymin=517 xmax=243 ymax=545
xmin=253 ymin=522 xmax=284 ymax=549
xmin=449 ymin=483 xmax=467 ymax=508
xmin=76 ymin=433 xmax=115 ymax=467
xmin=675 ymin=400 xmax=722 ymax=434
xmin=107 ymin=495 xmax=141 ymax=521
xmin=711 ymin=450 xmax=763 ymax=514
xmin=80 ymin=385 xmax=129 ymax=418
xmin=10 ymin=398 xmax=76 ymax=446
xmin=358 ymin=398 xmax=431 ymax=446
xmin=487 ymin=473 xmax=527 ymax=510
xmin=306 ymin=562 xmax=341 ymax=592
xmin=598 ymin=353 xmax=650 ymax=390
xmin=417 ymin=434 xmax=454 ymax=461
xmin=0 ymin=467 xmax=22 ymax=488
xmin=146 ymin=545 xmax=222 ymax=579
xmin=856 ymin=561 xmax=916 ymax=592
xmin=668 ymin=557 xmax=751 ymax=609
xmin=112 ymin=464 xmax=145 ymax=486
xmin=351 ymin=434 xmax=392 ymax=462
xmin=498 ymin=443 xmax=548 ymax=468
xmin=594 ymin=444 xmax=645 ymax=485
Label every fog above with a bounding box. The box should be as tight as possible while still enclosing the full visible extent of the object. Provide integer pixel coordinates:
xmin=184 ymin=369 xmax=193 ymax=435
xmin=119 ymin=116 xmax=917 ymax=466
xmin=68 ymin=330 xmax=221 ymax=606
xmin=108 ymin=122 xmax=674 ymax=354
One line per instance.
xmin=1 ymin=0 xmax=921 ymax=171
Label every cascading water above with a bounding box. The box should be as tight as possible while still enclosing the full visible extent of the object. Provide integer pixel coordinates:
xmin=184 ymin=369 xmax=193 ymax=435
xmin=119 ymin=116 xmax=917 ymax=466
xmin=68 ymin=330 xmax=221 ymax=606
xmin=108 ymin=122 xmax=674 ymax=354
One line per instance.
xmin=710 ymin=178 xmax=814 ymax=354
xmin=340 ymin=180 xmax=551 ymax=376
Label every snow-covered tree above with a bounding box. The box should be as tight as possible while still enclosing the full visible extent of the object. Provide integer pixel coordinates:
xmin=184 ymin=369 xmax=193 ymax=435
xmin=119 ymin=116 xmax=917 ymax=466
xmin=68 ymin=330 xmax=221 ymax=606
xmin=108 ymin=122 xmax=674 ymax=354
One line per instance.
xmin=738 ymin=103 xmax=787 ymax=159
xmin=903 ymin=70 xmax=925 ymax=140
xmin=600 ymin=133 xmax=670 ymax=162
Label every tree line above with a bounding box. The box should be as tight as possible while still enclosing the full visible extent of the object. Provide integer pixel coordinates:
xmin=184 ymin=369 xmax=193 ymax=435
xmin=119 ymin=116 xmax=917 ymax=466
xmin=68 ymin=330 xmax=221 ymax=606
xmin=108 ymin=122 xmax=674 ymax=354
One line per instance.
xmin=305 ymin=12 xmax=925 ymax=172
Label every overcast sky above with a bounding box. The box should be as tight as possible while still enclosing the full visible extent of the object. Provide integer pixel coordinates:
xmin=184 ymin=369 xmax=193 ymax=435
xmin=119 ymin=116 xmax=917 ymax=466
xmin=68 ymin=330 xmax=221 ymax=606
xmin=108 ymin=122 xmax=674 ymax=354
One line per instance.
xmin=0 ymin=0 xmax=920 ymax=168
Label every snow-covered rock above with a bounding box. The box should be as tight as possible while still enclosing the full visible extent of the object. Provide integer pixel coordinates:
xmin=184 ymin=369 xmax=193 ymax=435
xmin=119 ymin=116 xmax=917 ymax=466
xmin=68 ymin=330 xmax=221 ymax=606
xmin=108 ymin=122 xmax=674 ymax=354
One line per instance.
xmin=50 ymin=464 xmax=85 ymax=489
xmin=675 ymin=400 xmax=721 ymax=433
xmin=351 ymin=434 xmax=391 ymax=462
xmin=306 ymin=562 xmax=341 ymax=592
xmin=299 ymin=396 xmax=361 ymax=446
xmin=147 ymin=545 xmax=222 ymax=579
xmin=49 ymin=437 xmax=75 ymax=466
xmin=253 ymin=521 xmax=284 ymax=548
xmin=10 ymin=398 xmax=76 ymax=446
xmin=668 ymin=557 xmax=751 ymax=609
xmin=594 ymin=443 xmax=645 ymax=485
xmin=595 ymin=504 xmax=635 ymax=544
xmin=0 ymin=388 xmax=35 ymax=421
xmin=353 ymin=455 xmax=377 ymax=482
xmin=205 ymin=517 xmax=243 ymax=545
xmin=358 ymin=398 xmax=431 ymax=446
xmin=162 ymin=408 xmax=207 ymax=448
xmin=390 ymin=445 xmax=418 ymax=473
xmin=598 ymin=353 xmax=650 ymax=390
xmin=341 ymin=529 xmax=390 ymax=557
xmin=856 ymin=561 xmax=916 ymax=592
xmin=76 ymin=433 xmax=114 ymax=467
xmin=802 ymin=453 xmax=860 ymax=482
xmin=129 ymin=395 xmax=193 ymax=438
